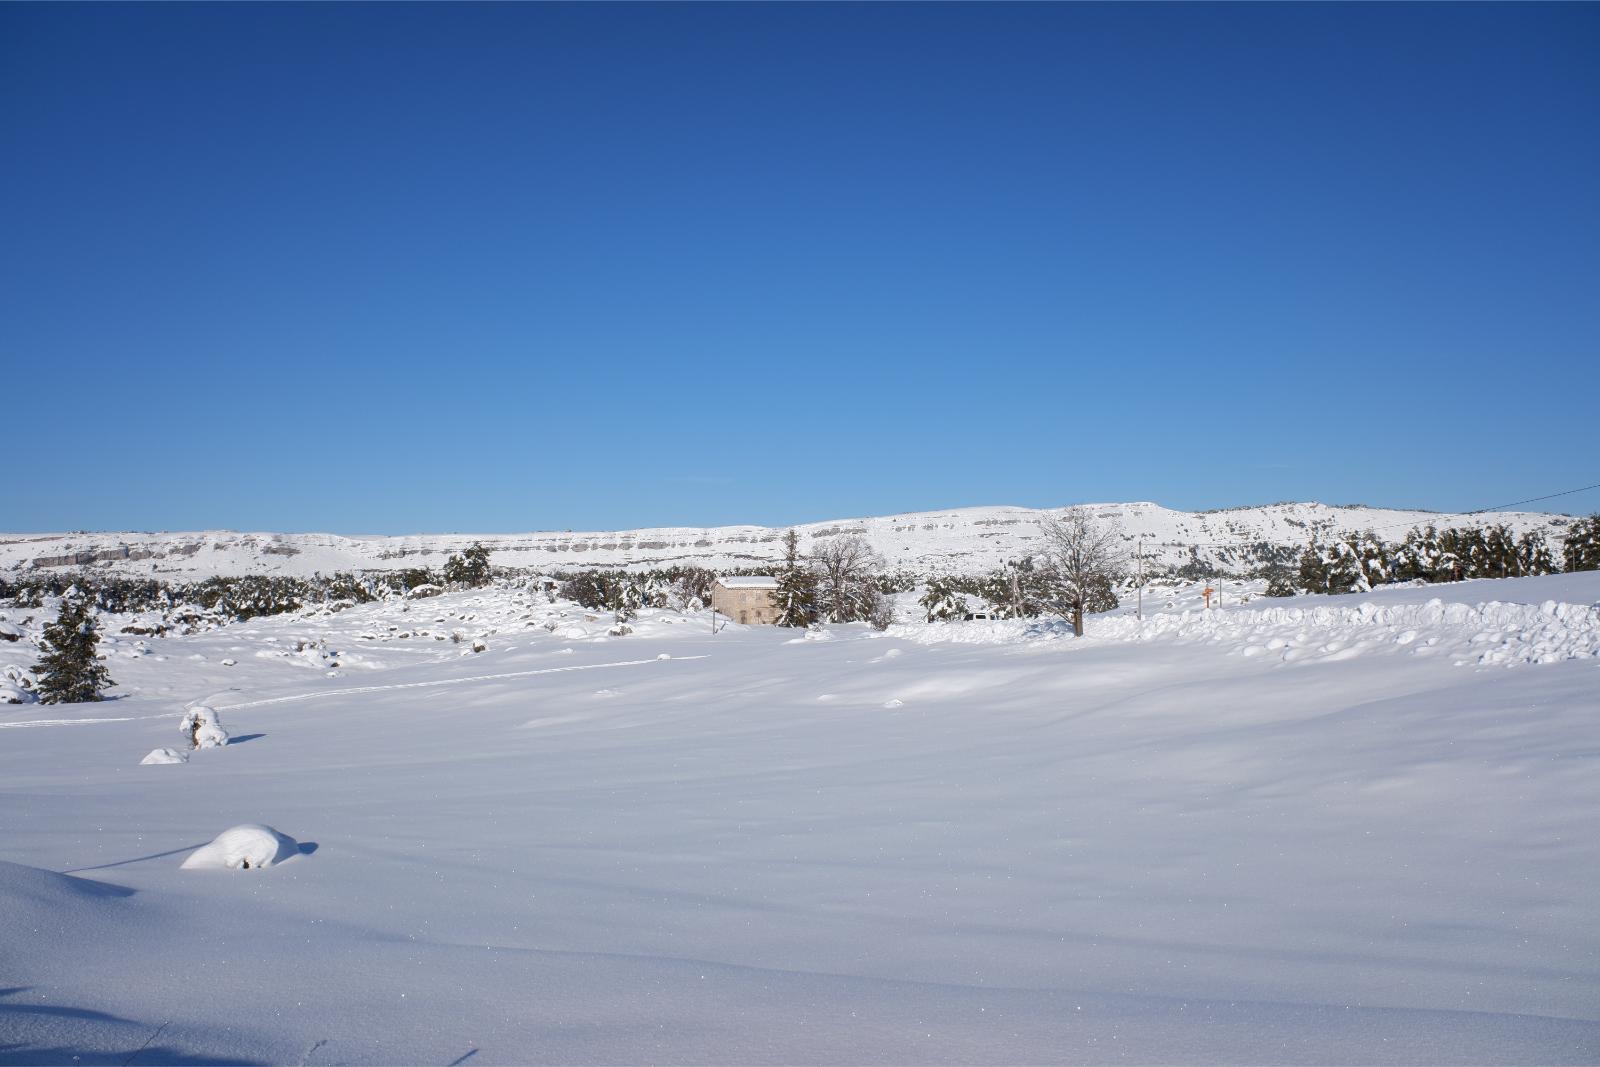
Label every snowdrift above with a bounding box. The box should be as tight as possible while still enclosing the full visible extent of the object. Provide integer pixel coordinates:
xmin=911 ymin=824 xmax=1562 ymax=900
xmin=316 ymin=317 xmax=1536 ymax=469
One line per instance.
xmin=181 ymin=824 xmax=301 ymax=870
xmin=898 ymin=595 xmax=1600 ymax=668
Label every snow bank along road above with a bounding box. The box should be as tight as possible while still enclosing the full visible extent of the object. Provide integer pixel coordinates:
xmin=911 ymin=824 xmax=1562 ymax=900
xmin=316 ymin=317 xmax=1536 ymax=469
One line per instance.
xmin=2 ymin=573 xmax=1598 ymax=1064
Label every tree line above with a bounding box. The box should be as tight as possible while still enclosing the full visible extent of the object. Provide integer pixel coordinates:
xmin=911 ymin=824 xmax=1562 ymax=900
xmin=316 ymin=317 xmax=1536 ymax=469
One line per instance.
xmin=1283 ymin=517 xmax=1599 ymax=596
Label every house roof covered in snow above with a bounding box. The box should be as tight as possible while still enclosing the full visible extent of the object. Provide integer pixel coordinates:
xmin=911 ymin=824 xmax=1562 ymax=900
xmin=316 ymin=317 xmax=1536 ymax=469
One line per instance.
xmin=716 ymin=576 xmax=778 ymax=589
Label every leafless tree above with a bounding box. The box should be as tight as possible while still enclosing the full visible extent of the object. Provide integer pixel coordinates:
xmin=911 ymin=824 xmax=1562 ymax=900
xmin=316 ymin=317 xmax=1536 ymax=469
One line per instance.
xmin=666 ymin=578 xmax=702 ymax=613
xmin=809 ymin=534 xmax=885 ymax=624
xmin=1037 ymin=507 xmax=1126 ymax=636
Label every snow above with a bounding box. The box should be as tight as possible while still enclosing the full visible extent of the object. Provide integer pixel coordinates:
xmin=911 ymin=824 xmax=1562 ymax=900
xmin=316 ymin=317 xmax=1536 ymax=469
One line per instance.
xmin=717 ymin=575 xmax=780 ymax=588
xmin=1 ymin=574 xmax=1598 ymax=1063
xmin=0 ymin=500 xmax=1579 ymax=579
xmin=180 ymin=824 xmax=302 ymax=870
xmin=178 ymin=704 xmax=229 ymax=748
xmin=139 ymin=746 xmax=188 ymax=765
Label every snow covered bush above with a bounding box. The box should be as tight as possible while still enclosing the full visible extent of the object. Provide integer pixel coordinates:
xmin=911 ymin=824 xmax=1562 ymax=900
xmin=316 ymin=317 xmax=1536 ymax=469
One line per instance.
xmin=180 ymin=705 xmax=229 ymax=749
xmin=181 ymin=824 xmax=299 ymax=870
xmin=2 ymin=664 xmax=37 ymax=701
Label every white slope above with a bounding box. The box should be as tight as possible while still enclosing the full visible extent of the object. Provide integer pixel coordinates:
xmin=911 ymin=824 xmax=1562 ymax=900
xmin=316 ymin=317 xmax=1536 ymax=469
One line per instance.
xmin=0 ymin=501 xmax=1578 ymax=579
xmin=1 ymin=574 xmax=1597 ymax=1064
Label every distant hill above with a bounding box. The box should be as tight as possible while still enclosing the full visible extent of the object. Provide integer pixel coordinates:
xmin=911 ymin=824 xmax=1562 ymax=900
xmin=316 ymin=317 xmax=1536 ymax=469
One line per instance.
xmin=0 ymin=503 xmax=1578 ymax=580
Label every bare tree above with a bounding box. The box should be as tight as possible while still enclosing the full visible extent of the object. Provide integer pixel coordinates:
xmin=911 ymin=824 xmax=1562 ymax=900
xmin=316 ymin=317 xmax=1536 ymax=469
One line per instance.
xmin=809 ymin=534 xmax=885 ymax=623
xmin=1037 ymin=507 xmax=1126 ymax=636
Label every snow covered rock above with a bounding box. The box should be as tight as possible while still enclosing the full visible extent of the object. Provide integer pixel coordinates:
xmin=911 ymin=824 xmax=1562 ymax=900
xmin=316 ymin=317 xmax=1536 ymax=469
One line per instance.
xmin=181 ymin=824 xmax=300 ymax=870
xmin=0 ymin=621 xmax=22 ymax=642
xmin=0 ymin=685 xmax=30 ymax=705
xmin=179 ymin=705 xmax=230 ymax=749
xmin=140 ymin=747 xmax=189 ymax=766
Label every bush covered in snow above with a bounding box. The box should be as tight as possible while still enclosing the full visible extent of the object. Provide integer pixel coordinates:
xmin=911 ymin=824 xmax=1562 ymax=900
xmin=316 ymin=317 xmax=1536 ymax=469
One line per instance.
xmin=181 ymin=824 xmax=299 ymax=870
xmin=180 ymin=705 xmax=229 ymax=749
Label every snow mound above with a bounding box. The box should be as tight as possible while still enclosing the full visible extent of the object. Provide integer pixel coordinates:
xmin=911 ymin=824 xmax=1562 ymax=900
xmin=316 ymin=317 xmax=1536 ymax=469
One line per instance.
xmin=181 ymin=824 xmax=301 ymax=870
xmin=141 ymin=747 xmax=188 ymax=765
xmin=0 ymin=685 xmax=31 ymax=704
xmin=894 ymin=595 xmax=1600 ymax=668
xmin=179 ymin=705 xmax=229 ymax=748
xmin=0 ymin=860 xmax=134 ymax=941
xmin=1099 ymin=598 xmax=1600 ymax=668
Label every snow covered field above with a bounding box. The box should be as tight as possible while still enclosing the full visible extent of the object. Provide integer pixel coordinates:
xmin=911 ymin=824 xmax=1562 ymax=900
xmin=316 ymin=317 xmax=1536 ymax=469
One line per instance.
xmin=3 ymin=574 xmax=1598 ymax=1064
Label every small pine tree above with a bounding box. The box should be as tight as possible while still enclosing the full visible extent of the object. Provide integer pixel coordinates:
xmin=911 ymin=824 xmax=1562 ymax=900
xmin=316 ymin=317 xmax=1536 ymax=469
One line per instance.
xmin=771 ymin=530 xmax=818 ymax=627
xmin=1296 ymin=541 xmax=1330 ymax=593
xmin=919 ymin=578 xmax=969 ymax=622
xmin=1298 ymin=540 xmax=1364 ymax=595
xmin=1263 ymin=572 xmax=1297 ymax=597
xmin=1515 ymin=531 xmax=1557 ymax=577
xmin=1563 ymin=516 xmax=1600 ymax=573
xmin=33 ymin=598 xmax=114 ymax=705
xmin=443 ymin=542 xmax=492 ymax=587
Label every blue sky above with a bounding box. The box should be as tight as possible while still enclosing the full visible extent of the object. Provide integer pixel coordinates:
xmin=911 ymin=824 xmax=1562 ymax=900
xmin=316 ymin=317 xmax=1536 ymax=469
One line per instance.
xmin=3 ymin=4 xmax=1596 ymax=533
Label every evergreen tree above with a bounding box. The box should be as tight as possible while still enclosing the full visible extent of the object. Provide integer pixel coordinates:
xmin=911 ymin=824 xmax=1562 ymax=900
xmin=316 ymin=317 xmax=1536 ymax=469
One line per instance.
xmin=1298 ymin=540 xmax=1364 ymax=595
xmin=1296 ymin=541 xmax=1332 ymax=593
xmin=771 ymin=530 xmax=818 ymax=627
xmin=1514 ymin=531 xmax=1557 ymax=577
xmin=33 ymin=597 xmax=114 ymax=705
xmin=1348 ymin=530 xmax=1391 ymax=591
xmin=1564 ymin=516 xmax=1600 ymax=572
xmin=918 ymin=577 xmax=968 ymax=622
xmin=1482 ymin=524 xmax=1518 ymax=579
xmin=1263 ymin=570 xmax=1297 ymax=597
xmin=443 ymin=542 xmax=493 ymax=587
xmin=1393 ymin=527 xmax=1442 ymax=583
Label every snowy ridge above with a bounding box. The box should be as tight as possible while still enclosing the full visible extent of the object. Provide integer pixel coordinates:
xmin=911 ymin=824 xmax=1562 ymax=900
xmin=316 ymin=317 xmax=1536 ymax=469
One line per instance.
xmin=0 ymin=501 xmax=1576 ymax=579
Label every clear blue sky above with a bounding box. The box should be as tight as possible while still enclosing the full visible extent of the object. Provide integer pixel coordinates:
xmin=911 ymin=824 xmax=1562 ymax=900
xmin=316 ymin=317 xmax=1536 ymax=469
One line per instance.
xmin=3 ymin=3 xmax=1596 ymax=533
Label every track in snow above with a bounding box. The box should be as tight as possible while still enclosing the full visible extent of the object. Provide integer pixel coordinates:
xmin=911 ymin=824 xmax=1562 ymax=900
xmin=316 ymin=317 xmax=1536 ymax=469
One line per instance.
xmin=0 ymin=655 xmax=708 ymax=728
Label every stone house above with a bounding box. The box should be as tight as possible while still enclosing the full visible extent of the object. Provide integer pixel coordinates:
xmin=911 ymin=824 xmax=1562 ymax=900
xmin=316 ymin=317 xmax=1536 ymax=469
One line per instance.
xmin=711 ymin=576 xmax=779 ymax=625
